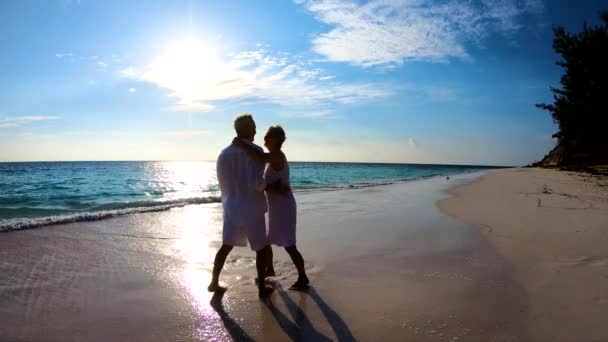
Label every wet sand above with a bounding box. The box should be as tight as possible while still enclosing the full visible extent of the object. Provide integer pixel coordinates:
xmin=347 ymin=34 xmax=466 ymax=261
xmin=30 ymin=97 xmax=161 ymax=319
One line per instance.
xmin=1 ymin=172 xmax=530 ymax=341
xmin=438 ymin=168 xmax=608 ymax=342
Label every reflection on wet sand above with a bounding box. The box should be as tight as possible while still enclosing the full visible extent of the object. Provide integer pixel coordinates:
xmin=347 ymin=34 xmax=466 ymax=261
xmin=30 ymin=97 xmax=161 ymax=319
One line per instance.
xmin=210 ymin=292 xmax=255 ymax=342
xmin=0 ymin=173 xmax=533 ymax=341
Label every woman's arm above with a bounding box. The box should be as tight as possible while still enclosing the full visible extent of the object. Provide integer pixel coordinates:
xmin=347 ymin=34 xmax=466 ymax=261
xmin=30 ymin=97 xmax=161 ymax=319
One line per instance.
xmin=265 ymin=181 xmax=291 ymax=194
xmin=232 ymin=138 xmax=271 ymax=163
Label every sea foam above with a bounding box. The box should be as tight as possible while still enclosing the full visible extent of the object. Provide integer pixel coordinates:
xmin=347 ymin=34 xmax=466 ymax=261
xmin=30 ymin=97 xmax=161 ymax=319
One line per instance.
xmin=0 ymin=196 xmax=221 ymax=232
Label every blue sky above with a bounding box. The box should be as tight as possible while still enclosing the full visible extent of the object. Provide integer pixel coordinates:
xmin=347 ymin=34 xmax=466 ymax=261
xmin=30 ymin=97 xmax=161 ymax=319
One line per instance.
xmin=1 ymin=0 xmax=606 ymax=165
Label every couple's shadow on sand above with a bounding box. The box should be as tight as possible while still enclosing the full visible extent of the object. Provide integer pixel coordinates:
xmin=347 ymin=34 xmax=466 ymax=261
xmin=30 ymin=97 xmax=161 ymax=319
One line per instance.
xmin=210 ymin=286 xmax=357 ymax=342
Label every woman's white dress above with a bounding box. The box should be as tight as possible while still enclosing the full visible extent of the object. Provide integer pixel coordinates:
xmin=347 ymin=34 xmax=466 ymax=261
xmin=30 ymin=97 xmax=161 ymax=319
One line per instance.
xmin=265 ymin=162 xmax=297 ymax=247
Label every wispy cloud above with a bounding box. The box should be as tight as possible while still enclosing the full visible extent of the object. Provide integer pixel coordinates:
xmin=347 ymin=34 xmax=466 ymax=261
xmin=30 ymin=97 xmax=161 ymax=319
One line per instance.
xmin=279 ymin=109 xmax=339 ymax=119
xmin=120 ymin=39 xmax=393 ymax=112
xmin=318 ymin=75 xmax=336 ymax=81
xmin=0 ymin=116 xmax=58 ymax=129
xmin=6 ymin=129 xmax=209 ymax=139
xmin=61 ymin=0 xmax=81 ymax=6
xmin=160 ymin=130 xmax=208 ymax=138
xmin=13 ymin=132 xmax=57 ymax=140
xmin=55 ymin=53 xmax=74 ymax=59
xmin=408 ymin=137 xmax=419 ymax=149
xmin=121 ymin=67 xmax=137 ymax=77
xmin=128 ymin=87 xmax=136 ymax=93
xmin=298 ymin=0 xmax=543 ymax=67
xmin=56 ymin=53 xmax=116 ymax=70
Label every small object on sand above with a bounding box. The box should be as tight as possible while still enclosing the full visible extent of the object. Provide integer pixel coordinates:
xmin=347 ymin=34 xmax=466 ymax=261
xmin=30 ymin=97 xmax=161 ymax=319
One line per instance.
xmin=447 ymin=176 xmax=450 ymax=180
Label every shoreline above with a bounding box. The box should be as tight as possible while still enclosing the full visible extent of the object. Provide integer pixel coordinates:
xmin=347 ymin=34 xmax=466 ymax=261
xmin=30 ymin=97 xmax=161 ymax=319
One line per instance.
xmin=0 ymin=169 xmax=498 ymax=233
xmin=438 ymin=167 xmax=608 ymax=341
xmin=0 ymin=170 xmax=530 ymax=341
xmin=10 ymin=165 xmax=607 ymax=339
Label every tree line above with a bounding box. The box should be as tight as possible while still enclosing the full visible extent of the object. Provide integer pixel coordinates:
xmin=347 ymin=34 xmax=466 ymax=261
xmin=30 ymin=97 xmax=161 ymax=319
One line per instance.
xmin=536 ymin=11 xmax=608 ymax=167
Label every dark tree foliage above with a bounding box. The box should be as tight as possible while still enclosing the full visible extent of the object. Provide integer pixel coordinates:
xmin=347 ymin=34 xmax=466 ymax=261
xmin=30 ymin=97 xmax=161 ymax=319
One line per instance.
xmin=537 ymin=11 xmax=608 ymax=165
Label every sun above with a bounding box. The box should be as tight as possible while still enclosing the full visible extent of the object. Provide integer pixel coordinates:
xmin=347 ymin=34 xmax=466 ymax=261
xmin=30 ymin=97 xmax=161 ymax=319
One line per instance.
xmin=142 ymin=37 xmax=225 ymax=111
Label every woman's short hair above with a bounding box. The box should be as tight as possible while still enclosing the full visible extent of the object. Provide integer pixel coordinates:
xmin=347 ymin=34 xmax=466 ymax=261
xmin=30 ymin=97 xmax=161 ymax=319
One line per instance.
xmin=266 ymin=125 xmax=286 ymax=147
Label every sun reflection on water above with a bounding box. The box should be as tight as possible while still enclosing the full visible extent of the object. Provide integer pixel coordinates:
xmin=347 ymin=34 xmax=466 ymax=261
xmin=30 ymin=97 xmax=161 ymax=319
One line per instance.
xmin=145 ymin=161 xmax=218 ymax=201
xmin=159 ymin=162 xmax=247 ymax=339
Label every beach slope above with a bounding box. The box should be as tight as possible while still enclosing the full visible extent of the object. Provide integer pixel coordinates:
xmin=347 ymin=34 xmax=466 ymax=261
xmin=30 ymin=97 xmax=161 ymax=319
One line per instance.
xmin=438 ymin=168 xmax=608 ymax=341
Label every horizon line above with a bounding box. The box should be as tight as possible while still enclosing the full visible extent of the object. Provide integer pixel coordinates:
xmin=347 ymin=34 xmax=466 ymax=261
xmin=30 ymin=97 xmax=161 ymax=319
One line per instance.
xmin=0 ymin=159 xmax=514 ymax=168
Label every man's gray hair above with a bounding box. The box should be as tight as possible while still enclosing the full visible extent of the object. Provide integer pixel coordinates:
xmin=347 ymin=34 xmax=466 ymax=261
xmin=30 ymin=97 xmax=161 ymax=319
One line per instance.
xmin=233 ymin=113 xmax=253 ymax=134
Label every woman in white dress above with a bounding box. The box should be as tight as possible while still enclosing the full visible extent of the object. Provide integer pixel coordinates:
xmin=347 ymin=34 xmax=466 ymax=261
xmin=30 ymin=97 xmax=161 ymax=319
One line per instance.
xmin=233 ymin=125 xmax=310 ymax=290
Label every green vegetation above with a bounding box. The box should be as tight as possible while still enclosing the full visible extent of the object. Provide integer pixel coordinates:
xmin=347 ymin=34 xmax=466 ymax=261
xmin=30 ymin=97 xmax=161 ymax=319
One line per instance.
xmin=536 ymin=11 xmax=608 ymax=167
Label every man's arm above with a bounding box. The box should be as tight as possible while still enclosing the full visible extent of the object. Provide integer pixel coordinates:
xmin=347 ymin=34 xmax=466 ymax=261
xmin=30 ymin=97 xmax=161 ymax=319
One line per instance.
xmin=232 ymin=138 xmax=272 ymax=163
xmin=246 ymin=155 xmax=267 ymax=192
xmin=216 ymin=152 xmax=228 ymax=193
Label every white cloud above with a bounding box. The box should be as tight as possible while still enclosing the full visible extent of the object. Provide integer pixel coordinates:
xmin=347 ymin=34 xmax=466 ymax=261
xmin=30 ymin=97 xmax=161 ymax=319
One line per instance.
xmin=0 ymin=116 xmax=58 ymax=129
xmin=56 ymin=53 xmax=118 ymax=69
xmin=128 ymin=87 xmax=136 ymax=93
xmin=298 ymin=69 xmax=321 ymax=79
xmin=121 ymin=67 xmax=137 ymax=77
xmin=318 ymin=75 xmax=336 ymax=81
xmin=299 ymin=0 xmax=544 ymax=67
xmin=169 ymin=100 xmax=215 ymax=112
xmin=120 ymin=38 xmax=392 ymax=112
xmin=408 ymin=137 xmax=419 ymax=149
xmin=55 ymin=53 xmax=73 ymax=59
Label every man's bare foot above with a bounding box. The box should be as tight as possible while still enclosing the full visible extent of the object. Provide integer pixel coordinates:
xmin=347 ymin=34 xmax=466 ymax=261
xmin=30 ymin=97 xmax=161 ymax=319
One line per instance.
xmin=288 ymin=281 xmax=309 ymax=291
xmin=208 ymin=283 xmax=228 ymax=293
xmin=258 ymin=286 xmax=274 ymax=298
xmin=289 ymin=276 xmax=310 ymax=291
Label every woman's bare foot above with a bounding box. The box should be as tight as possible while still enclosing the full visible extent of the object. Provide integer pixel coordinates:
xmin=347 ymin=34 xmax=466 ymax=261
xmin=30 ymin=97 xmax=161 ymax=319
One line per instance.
xmin=207 ymin=283 xmax=228 ymax=293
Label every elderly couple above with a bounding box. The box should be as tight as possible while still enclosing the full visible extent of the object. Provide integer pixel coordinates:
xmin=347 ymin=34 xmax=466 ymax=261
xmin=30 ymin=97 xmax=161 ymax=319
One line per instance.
xmin=207 ymin=114 xmax=309 ymax=298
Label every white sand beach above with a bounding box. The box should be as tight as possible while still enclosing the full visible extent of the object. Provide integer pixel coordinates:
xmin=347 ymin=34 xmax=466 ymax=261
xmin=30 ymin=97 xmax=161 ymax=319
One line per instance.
xmin=2 ymin=169 xmax=606 ymax=341
xmin=438 ymin=168 xmax=608 ymax=342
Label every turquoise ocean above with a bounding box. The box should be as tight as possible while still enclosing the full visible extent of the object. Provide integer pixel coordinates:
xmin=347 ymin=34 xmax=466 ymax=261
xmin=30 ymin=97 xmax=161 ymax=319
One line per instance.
xmin=0 ymin=161 xmax=503 ymax=231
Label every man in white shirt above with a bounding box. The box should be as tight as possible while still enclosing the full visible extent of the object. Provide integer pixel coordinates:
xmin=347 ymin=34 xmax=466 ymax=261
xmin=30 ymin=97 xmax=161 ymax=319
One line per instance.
xmin=208 ymin=114 xmax=274 ymax=297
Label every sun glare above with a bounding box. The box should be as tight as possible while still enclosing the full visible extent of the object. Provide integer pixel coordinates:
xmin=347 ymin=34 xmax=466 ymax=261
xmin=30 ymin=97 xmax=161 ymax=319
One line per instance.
xmin=143 ymin=37 xmax=227 ymax=110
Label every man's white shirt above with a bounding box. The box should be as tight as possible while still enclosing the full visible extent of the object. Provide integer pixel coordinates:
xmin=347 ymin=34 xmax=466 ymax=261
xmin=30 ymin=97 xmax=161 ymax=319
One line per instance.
xmin=216 ymin=141 xmax=267 ymax=230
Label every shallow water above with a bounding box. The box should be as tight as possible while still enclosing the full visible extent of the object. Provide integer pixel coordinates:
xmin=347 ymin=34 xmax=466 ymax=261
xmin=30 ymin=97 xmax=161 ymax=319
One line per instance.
xmin=0 ymin=161 xmax=501 ymax=231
